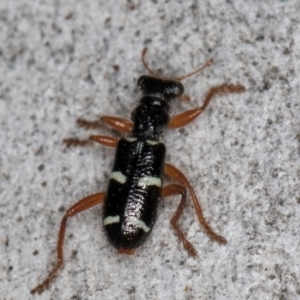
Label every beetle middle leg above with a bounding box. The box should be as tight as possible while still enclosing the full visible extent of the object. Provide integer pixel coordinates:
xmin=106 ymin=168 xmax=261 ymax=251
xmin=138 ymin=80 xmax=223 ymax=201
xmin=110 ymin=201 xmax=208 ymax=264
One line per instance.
xmin=90 ymin=135 xmax=119 ymax=147
xmin=164 ymin=163 xmax=227 ymax=245
xmin=31 ymin=192 xmax=105 ymax=294
xmin=63 ymin=135 xmax=119 ymax=148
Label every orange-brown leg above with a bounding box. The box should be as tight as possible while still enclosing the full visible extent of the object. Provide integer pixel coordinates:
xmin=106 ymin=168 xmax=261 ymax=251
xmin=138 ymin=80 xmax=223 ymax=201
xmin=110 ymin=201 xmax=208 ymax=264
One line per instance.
xmin=90 ymin=135 xmax=119 ymax=148
xmin=168 ymin=84 xmax=245 ymax=129
xmin=63 ymin=117 xmax=102 ymax=147
xmin=64 ymin=135 xmax=119 ymax=148
xmin=164 ymin=163 xmax=227 ymax=245
xmin=101 ymin=116 xmax=133 ymax=133
xmin=76 ymin=118 xmax=103 ymax=129
xmin=64 ymin=115 xmax=132 ymax=147
xmin=63 ymin=137 xmax=93 ymax=147
xmin=31 ymin=192 xmax=105 ymax=294
xmin=162 ymin=184 xmax=197 ymax=257
xmin=63 ymin=118 xmax=104 ymax=146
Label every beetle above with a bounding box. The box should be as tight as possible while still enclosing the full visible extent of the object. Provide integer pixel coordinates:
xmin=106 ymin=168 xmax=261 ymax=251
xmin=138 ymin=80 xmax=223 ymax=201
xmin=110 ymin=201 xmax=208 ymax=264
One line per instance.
xmin=31 ymin=48 xmax=245 ymax=294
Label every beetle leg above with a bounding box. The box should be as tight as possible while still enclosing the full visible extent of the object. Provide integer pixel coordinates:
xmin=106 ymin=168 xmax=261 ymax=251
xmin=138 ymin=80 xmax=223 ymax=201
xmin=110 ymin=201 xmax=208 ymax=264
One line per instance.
xmin=90 ymin=135 xmax=119 ymax=147
xmin=64 ymin=135 xmax=119 ymax=148
xmin=64 ymin=116 xmax=133 ymax=147
xmin=162 ymin=184 xmax=197 ymax=257
xmin=63 ymin=137 xmax=93 ymax=147
xmin=76 ymin=118 xmax=103 ymax=129
xmin=63 ymin=118 xmax=104 ymax=146
xmin=31 ymin=192 xmax=105 ymax=295
xmin=168 ymin=84 xmax=245 ymax=129
xmin=101 ymin=116 xmax=133 ymax=133
xmin=77 ymin=116 xmax=133 ymax=133
xmin=164 ymin=163 xmax=227 ymax=245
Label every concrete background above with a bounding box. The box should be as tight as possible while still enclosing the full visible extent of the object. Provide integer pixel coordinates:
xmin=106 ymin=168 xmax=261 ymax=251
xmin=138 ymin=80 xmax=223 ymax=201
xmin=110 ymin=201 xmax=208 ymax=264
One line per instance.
xmin=1 ymin=1 xmax=300 ymax=299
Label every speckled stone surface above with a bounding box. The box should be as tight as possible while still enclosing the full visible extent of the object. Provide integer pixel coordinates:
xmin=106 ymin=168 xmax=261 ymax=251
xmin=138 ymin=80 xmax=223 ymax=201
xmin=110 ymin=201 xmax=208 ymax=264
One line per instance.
xmin=1 ymin=1 xmax=300 ymax=299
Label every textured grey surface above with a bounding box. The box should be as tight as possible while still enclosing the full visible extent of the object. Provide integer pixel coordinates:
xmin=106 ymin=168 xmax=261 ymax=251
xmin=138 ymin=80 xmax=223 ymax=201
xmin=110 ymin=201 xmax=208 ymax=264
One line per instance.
xmin=1 ymin=1 xmax=300 ymax=299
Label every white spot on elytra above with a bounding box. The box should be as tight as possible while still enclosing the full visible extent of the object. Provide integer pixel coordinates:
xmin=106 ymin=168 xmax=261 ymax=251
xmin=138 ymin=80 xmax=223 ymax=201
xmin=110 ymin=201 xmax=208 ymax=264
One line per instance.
xmin=127 ymin=218 xmax=150 ymax=233
xmin=126 ymin=137 xmax=137 ymax=142
xmin=104 ymin=215 xmax=120 ymax=225
xmin=110 ymin=171 xmax=127 ymax=184
xmin=138 ymin=176 xmax=162 ymax=188
xmin=146 ymin=140 xmax=159 ymax=145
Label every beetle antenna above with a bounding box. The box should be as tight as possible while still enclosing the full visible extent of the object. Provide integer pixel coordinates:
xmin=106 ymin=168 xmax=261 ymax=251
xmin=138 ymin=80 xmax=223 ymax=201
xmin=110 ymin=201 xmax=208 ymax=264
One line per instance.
xmin=141 ymin=48 xmax=157 ymax=76
xmin=175 ymin=58 xmax=214 ymax=81
xmin=142 ymin=48 xmax=213 ymax=81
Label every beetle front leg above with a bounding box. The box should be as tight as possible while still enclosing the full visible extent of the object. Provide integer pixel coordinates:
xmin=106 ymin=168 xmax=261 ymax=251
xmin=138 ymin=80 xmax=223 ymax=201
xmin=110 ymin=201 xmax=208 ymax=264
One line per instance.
xmin=101 ymin=116 xmax=133 ymax=133
xmin=168 ymin=84 xmax=245 ymax=129
xmin=31 ymin=192 xmax=105 ymax=294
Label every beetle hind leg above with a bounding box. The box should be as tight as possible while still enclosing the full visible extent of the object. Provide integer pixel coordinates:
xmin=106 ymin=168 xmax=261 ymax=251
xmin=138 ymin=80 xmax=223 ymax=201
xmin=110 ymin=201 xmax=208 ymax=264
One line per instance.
xmin=164 ymin=163 xmax=227 ymax=245
xmin=30 ymin=192 xmax=105 ymax=294
xmin=162 ymin=184 xmax=198 ymax=257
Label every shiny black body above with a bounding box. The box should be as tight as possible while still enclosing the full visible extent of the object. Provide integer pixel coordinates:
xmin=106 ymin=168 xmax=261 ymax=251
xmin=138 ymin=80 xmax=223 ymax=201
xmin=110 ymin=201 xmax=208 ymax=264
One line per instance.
xmin=103 ymin=76 xmax=184 ymax=250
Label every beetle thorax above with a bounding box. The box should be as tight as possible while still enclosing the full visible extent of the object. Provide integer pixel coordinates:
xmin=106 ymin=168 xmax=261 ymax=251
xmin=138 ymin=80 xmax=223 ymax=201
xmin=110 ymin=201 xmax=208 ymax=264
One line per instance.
xmin=131 ymin=96 xmax=170 ymax=140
